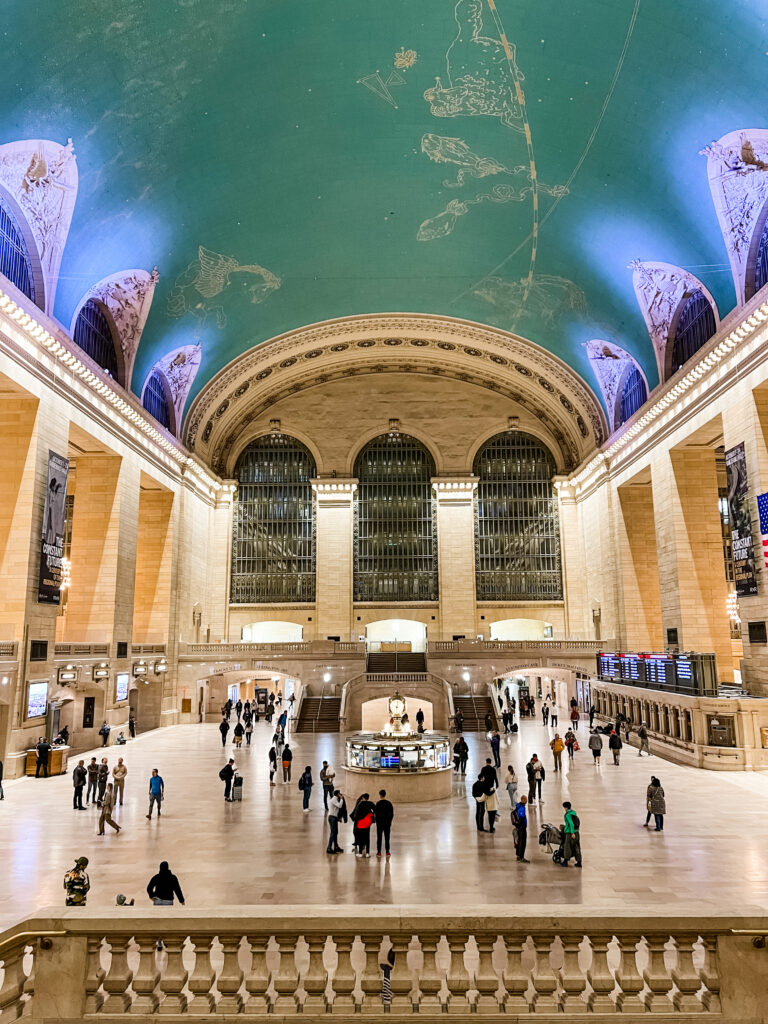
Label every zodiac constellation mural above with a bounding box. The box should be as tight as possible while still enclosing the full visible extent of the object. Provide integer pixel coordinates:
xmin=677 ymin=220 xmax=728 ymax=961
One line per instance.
xmin=358 ymin=48 xmax=419 ymax=109
xmin=166 ymin=246 xmax=281 ymax=333
xmin=473 ymin=275 xmax=586 ymax=327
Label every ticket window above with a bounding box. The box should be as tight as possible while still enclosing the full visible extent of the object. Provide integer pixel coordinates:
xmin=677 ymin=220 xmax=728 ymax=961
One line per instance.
xmin=707 ymin=715 xmax=737 ymax=747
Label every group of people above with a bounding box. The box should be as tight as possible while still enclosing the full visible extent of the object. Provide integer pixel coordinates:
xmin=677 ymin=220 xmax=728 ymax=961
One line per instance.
xmin=70 ymin=754 xmax=167 ymax=832
xmin=64 ymin=856 xmax=185 ymax=908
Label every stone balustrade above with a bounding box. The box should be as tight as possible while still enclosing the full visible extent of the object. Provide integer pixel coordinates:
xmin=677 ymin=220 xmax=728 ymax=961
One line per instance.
xmin=429 ymin=639 xmax=614 ymax=653
xmin=0 ymin=906 xmax=764 ymax=1022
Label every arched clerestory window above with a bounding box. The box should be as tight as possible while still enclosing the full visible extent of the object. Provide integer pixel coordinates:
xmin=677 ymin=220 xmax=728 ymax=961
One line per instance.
xmin=670 ymin=289 xmax=716 ymax=374
xmin=0 ymin=193 xmax=36 ymax=303
xmin=616 ymin=365 xmax=647 ymax=427
xmin=474 ymin=431 xmax=562 ymax=600
xmin=231 ymin=435 xmax=316 ymax=603
xmin=73 ymin=299 xmax=121 ymax=380
xmin=354 ymin=433 xmax=437 ymax=602
xmin=142 ymin=370 xmax=172 ymax=431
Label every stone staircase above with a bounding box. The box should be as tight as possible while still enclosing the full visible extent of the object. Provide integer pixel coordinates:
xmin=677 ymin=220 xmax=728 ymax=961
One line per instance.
xmin=294 ymin=696 xmax=342 ymax=733
xmin=452 ymin=693 xmax=496 ymax=732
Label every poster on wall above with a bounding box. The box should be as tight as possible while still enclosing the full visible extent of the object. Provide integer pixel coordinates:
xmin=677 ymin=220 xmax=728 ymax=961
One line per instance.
xmin=115 ymin=673 xmax=129 ymax=703
xmin=725 ymin=443 xmax=759 ymax=597
xmin=26 ymin=680 xmax=49 ymax=719
xmin=37 ymin=450 xmax=69 ymax=604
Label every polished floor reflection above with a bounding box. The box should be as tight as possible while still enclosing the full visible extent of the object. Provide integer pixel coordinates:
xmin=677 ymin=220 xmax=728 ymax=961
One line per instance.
xmin=2 ymin=712 xmax=768 ymax=926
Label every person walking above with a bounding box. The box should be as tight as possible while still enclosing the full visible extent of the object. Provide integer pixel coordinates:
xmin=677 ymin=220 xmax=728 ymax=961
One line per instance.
xmin=485 ymin=783 xmax=499 ymax=833
xmin=542 ymin=703 xmax=549 ymax=726
xmin=588 ymin=729 xmax=603 ymax=765
xmin=86 ymin=757 xmax=99 ymax=804
xmin=472 ymin=773 xmax=487 ymax=832
xmin=416 ymin=707 xmax=425 ymax=731
xmin=490 ymin=730 xmax=501 ymax=769
xmin=245 ymin=719 xmax=253 ymax=746
xmin=526 ymin=754 xmax=545 ymax=806
xmin=564 ymin=729 xmax=577 ymax=761
xmin=147 ymin=862 xmax=185 ymax=906
xmin=64 ymin=856 xmax=90 ymax=905
xmin=233 ymin=720 xmax=244 ymax=749
xmin=484 ymin=711 xmax=493 ymax=734
xmin=98 ymin=782 xmax=121 ymax=835
xmin=609 ymin=729 xmax=623 ymax=766
xmin=569 ymin=706 xmax=580 ymax=730
xmin=273 ymin=729 xmax=284 ymax=759
xmin=220 ymin=758 xmax=236 ymax=801
xmin=236 ymin=698 xmax=243 ymax=721
xmin=351 ymin=793 xmax=375 ymax=857
xmin=454 ymin=710 xmax=464 ymax=734
xmin=561 ymin=801 xmax=582 ymax=867
xmin=268 ymin=745 xmax=278 ymax=786
xmin=320 ymin=761 xmax=335 ymax=809
xmin=549 ymin=733 xmax=565 ymax=772
xmin=637 ymin=722 xmax=651 ymax=756
xmin=375 ymin=789 xmax=394 ymax=856
xmin=112 ymin=758 xmax=127 ymax=805
xmin=219 ymin=718 xmax=230 ymax=748
xmin=299 ymin=765 xmax=313 ymax=811
xmin=96 ymin=758 xmax=110 ymax=807
xmin=128 ymin=713 xmax=136 ymax=739
xmin=35 ymin=736 xmax=51 ymax=778
xmin=146 ymin=768 xmax=164 ymax=819
xmin=282 ymin=744 xmax=293 ymax=783
xmin=550 ymin=701 xmax=558 ymax=729
xmin=504 ymin=765 xmax=518 ymax=808
xmin=646 ymin=776 xmax=666 ymax=831
xmin=512 ymin=796 xmax=529 ymax=862
xmin=326 ymin=789 xmax=345 ymax=854
xmin=72 ymin=759 xmax=87 ymax=810
xmin=453 ymin=735 xmax=469 ymax=774
xmin=588 ymin=704 xmax=596 ymax=729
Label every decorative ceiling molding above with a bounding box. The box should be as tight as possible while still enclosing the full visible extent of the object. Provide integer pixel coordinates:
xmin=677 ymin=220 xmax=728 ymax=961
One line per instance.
xmin=0 ymin=138 xmax=78 ymax=316
xmin=583 ymin=339 xmax=647 ymax=432
xmin=700 ymin=129 xmax=768 ymax=306
xmin=183 ymin=314 xmax=607 ymax=474
xmin=71 ymin=268 xmax=159 ymax=388
xmin=628 ymin=261 xmax=719 ymax=381
xmin=148 ymin=344 xmax=202 ymax=430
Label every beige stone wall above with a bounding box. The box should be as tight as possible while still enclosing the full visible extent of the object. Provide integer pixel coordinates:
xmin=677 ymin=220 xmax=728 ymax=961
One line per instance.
xmin=616 ymin=479 xmax=663 ymax=650
xmin=133 ymin=484 xmax=174 ymax=643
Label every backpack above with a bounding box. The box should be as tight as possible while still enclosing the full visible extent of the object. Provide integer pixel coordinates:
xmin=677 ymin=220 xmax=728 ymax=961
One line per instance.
xmin=570 ymin=812 xmax=581 ymax=830
xmin=298 ymin=775 xmax=306 ymax=790
xmin=218 ymin=767 xmax=228 ymax=781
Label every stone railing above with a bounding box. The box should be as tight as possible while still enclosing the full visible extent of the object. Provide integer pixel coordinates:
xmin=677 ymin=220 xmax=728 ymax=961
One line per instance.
xmin=1 ymin=906 xmax=763 ymax=1021
xmin=0 ymin=641 xmax=17 ymax=659
xmin=429 ymin=639 xmax=613 ymax=654
xmin=180 ymin=641 xmax=366 ymax=658
xmin=53 ymin=642 xmax=110 ymax=658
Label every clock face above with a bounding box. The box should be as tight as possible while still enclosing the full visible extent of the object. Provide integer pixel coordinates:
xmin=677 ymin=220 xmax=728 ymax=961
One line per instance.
xmin=389 ymin=696 xmax=405 ymax=716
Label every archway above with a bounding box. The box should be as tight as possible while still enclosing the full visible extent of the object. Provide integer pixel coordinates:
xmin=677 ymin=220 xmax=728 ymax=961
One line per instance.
xmin=361 ymin=696 xmax=434 ymax=731
xmin=241 ymin=621 xmax=304 ymax=643
xmin=490 ymin=618 xmax=553 ymax=641
xmin=366 ymin=619 xmax=427 ymax=652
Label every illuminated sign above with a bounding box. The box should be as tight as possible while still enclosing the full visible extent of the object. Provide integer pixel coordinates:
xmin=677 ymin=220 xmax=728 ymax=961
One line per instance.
xmin=115 ymin=672 xmax=129 ymax=702
xmin=27 ymin=681 xmax=48 ymax=719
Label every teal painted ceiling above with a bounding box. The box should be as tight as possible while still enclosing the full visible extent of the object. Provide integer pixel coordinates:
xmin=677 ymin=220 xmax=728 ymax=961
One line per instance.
xmin=8 ymin=0 xmax=768 ymax=408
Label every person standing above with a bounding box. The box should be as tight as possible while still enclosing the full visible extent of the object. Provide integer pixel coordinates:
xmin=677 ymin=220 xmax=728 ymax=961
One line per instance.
xmin=326 ymin=789 xmax=345 ymax=854
xmin=98 ymin=782 xmax=121 ymax=835
xmin=484 ymin=711 xmax=493 ymax=734
xmin=219 ymin=718 xmax=230 ymax=748
xmin=542 ymin=703 xmax=549 ymax=726
xmin=526 ymin=754 xmax=545 ymax=806
xmin=564 ymin=729 xmax=577 ymax=761
xmin=233 ymin=720 xmax=244 ymax=748
xmin=569 ymin=706 xmax=580 ymax=731
xmin=351 ymin=793 xmax=375 ymax=857
xmin=98 ymin=721 xmax=111 ymax=747
xmin=485 ymin=784 xmax=499 ymax=833
xmin=637 ymin=722 xmax=651 ymax=756
xmin=454 ymin=710 xmax=464 ymax=734
xmin=282 ymin=743 xmax=293 ymax=783
xmin=146 ymin=768 xmax=164 ymax=819
xmin=273 ymin=728 xmax=284 ymax=760
xmin=375 ymin=789 xmax=394 ymax=857
xmin=550 ymin=702 xmax=558 ymax=729
xmin=479 ymin=757 xmax=499 ymax=792
xmin=96 ymin=758 xmax=110 ymax=806
xmin=112 ymin=757 xmax=127 ymax=805
xmin=299 ymin=765 xmax=313 ymax=811
xmin=72 ymin=759 xmax=87 ymax=810
xmin=472 ymin=773 xmax=487 ymax=832
xmin=561 ymin=801 xmax=582 ymax=867
xmin=220 ymin=758 xmax=236 ymax=801
xmin=320 ymin=761 xmax=335 ymax=809
xmin=416 ymin=707 xmax=425 ymax=731
xmin=549 ymin=733 xmax=564 ymax=772
xmin=268 ymin=745 xmax=278 ymax=786
xmin=35 ymin=736 xmax=51 ymax=778
xmin=504 ymin=765 xmax=518 ymax=808
xmin=453 ymin=735 xmax=469 ymax=774
xmin=147 ymin=861 xmax=185 ymax=906
xmin=490 ymin=730 xmax=501 ymax=769
xmin=588 ymin=729 xmax=603 ymax=765
xmin=588 ymin=704 xmax=596 ymax=729
xmin=128 ymin=713 xmax=136 ymax=739
xmin=512 ymin=796 xmax=529 ymax=862
xmin=609 ymin=729 xmax=623 ymax=766
xmin=0 ymin=758 xmax=3 ymax=800
xmin=646 ymin=776 xmax=666 ymax=831
xmin=236 ymin=698 xmax=243 ymax=721
xmin=64 ymin=856 xmax=90 ymax=905
xmin=245 ymin=719 xmax=253 ymax=746
xmin=86 ymin=757 xmax=99 ymax=804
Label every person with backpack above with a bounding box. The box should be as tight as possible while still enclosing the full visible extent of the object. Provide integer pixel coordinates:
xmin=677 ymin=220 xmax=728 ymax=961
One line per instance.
xmin=637 ymin=722 xmax=651 ymax=756
xmin=298 ymin=765 xmax=313 ymax=811
xmin=351 ymin=793 xmax=376 ymax=857
xmin=219 ymin=758 xmax=236 ymax=802
xmin=233 ymin=720 xmax=244 ymax=748
xmin=98 ymin=721 xmax=111 ymax=747
xmin=608 ymin=729 xmax=623 ymax=766
xmin=561 ymin=801 xmax=582 ymax=867
xmin=549 ymin=733 xmax=565 ymax=771
xmin=512 ymin=796 xmax=529 ymax=862
xmin=588 ymin=729 xmax=603 ymax=765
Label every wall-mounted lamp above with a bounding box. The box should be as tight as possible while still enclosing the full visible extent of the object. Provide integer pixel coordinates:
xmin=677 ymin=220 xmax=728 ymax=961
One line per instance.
xmin=57 ymin=664 xmax=78 ymax=684
xmin=133 ymin=660 xmax=148 ymax=678
xmin=92 ymin=662 xmax=110 ymax=681
xmin=154 ymin=660 xmax=168 ymax=675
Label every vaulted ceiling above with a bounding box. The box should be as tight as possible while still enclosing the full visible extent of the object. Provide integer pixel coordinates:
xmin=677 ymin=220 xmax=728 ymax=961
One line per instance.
xmin=7 ymin=0 xmax=766 ymax=411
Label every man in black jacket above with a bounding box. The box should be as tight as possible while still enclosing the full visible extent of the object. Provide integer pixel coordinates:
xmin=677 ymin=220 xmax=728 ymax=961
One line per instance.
xmin=36 ymin=737 xmax=51 ymax=777
xmin=375 ymin=789 xmax=394 ymax=857
xmin=472 ymin=773 xmax=487 ymax=832
xmin=219 ymin=758 xmax=236 ymax=801
xmin=147 ymin=861 xmax=185 ymax=906
xmin=479 ymin=757 xmax=498 ymax=791
xmin=72 ymin=759 xmax=87 ymax=809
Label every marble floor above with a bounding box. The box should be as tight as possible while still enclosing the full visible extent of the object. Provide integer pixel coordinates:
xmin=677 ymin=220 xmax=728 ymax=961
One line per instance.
xmin=2 ymin=711 xmax=768 ymax=927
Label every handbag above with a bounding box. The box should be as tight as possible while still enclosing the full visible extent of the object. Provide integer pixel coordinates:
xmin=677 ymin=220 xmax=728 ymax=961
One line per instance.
xmin=356 ymin=812 xmax=373 ymax=829
xmin=573 ymin=740 xmax=580 ymax=751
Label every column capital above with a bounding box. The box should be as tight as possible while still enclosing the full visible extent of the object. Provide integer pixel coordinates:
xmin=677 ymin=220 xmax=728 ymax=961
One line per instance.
xmin=431 ymin=476 xmax=477 ymax=501
xmin=311 ymin=478 xmax=358 ymax=504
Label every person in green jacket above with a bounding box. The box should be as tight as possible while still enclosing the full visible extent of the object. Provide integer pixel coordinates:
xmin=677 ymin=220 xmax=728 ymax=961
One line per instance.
xmin=561 ymin=801 xmax=582 ymax=868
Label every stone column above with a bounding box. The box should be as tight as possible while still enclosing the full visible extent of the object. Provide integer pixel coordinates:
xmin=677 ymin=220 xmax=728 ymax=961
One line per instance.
xmin=556 ymin=479 xmax=589 ymax=640
xmin=207 ymin=481 xmax=235 ymax=643
xmin=616 ymin=478 xmax=663 ymax=650
xmin=132 ymin=485 xmax=174 ymax=643
xmin=433 ymin=478 xmax=477 ymax=641
xmin=313 ymin=480 xmax=356 ymax=641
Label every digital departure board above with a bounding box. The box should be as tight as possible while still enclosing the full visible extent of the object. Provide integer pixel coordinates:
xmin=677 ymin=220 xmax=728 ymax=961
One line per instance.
xmin=595 ymin=653 xmax=717 ymax=696
xmin=620 ymin=655 xmax=643 ymax=682
xmin=597 ymin=654 xmax=621 ymax=681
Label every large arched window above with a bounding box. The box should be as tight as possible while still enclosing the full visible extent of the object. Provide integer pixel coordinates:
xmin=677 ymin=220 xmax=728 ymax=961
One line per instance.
xmin=354 ymin=433 xmax=437 ymax=602
xmin=616 ymin=365 xmax=647 ymax=427
xmin=231 ymin=435 xmax=316 ymax=603
xmin=0 ymin=194 xmax=35 ymax=303
xmin=73 ymin=299 xmax=120 ymax=380
xmin=474 ymin=431 xmax=562 ymax=600
xmin=754 ymin=219 xmax=768 ymax=295
xmin=142 ymin=370 xmax=172 ymax=431
xmin=670 ymin=290 xmax=716 ymax=374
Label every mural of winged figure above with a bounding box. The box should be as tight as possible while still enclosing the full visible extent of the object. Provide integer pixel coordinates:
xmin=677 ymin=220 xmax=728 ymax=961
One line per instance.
xmin=167 ymin=246 xmax=281 ymax=331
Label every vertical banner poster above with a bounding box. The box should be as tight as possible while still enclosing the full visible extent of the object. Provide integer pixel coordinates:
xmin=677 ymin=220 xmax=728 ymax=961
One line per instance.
xmin=725 ymin=442 xmax=758 ymax=597
xmin=38 ymin=450 xmax=69 ymax=604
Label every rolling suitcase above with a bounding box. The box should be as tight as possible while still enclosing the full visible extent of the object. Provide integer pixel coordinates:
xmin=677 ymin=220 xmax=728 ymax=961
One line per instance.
xmin=232 ymin=773 xmax=244 ymax=802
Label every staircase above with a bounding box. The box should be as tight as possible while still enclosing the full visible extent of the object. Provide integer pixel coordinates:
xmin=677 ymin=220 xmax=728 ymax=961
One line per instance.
xmin=367 ymin=651 xmax=427 ymax=673
xmin=452 ymin=693 xmax=496 ymax=732
xmin=294 ymin=696 xmax=342 ymax=733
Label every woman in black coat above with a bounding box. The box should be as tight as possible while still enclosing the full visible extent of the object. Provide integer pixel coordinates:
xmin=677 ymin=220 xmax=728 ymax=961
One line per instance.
xmin=350 ymin=793 xmax=376 ymax=858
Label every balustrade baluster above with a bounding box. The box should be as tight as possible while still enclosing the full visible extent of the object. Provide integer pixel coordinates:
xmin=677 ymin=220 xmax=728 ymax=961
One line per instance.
xmin=157 ymin=936 xmax=188 ymax=1015
xmin=642 ymin=936 xmax=674 ymax=1013
xmin=130 ymin=938 xmax=161 ymax=1014
xmin=388 ymin=933 xmax=415 ymax=1013
xmin=243 ymin=933 xmax=272 ymax=1016
xmin=216 ymin=936 xmax=244 ymax=1014
xmin=84 ymin=937 xmax=105 ymax=1014
xmin=101 ymin=935 xmax=134 ymax=1014
xmin=328 ymin=936 xmax=356 ymax=1014
xmin=0 ymin=943 xmax=29 ymax=1023
xmin=586 ymin=932 xmax=616 ymax=1012
xmin=530 ymin=933 xmax=559 ymax=1013
xmin=444 ymin=932 xmax=472 ymax=1015
xmin=187 ymin=934 xmax=216 ymax=1014
xmin=474 ymin=932 xmax=500 ymax=1014
xmin=302 ymin=933 xmax=329 ymax=1014
xmin=614 ymin=933 xmax=644 ymax=1013
xmin=359 ymin=933 xmax=385 ymax=1015
xmin=558 ymin=933 xmax=586 ymax=1013
xmin=671 ymin=934 xmax=704 ymax=1013
xmin=501 ymin=933 xmax=530 ymax=1014
xmin=699 ymin=934 xmax=721 ymax=1012
xmin=273 ymin=934 xmax=300 ymax=1015
xmin=416 ymin=932 xmax=444 ymax=1015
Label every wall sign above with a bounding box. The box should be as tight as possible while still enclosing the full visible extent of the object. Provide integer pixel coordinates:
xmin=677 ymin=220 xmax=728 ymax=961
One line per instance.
xmin=38 ymin=450 xmax=69 ymax=604
xmin=115 ymin=672 xmax=129 ymax=702
xmin=26 ymin=680 xmax=49 ymax=719
xmin=725 ymin=443 xmax=758 ymax=597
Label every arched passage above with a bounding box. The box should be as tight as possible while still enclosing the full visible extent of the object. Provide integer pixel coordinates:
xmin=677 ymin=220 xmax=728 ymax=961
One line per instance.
xmin=365 ymin=618 xmax=427 ymax=652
